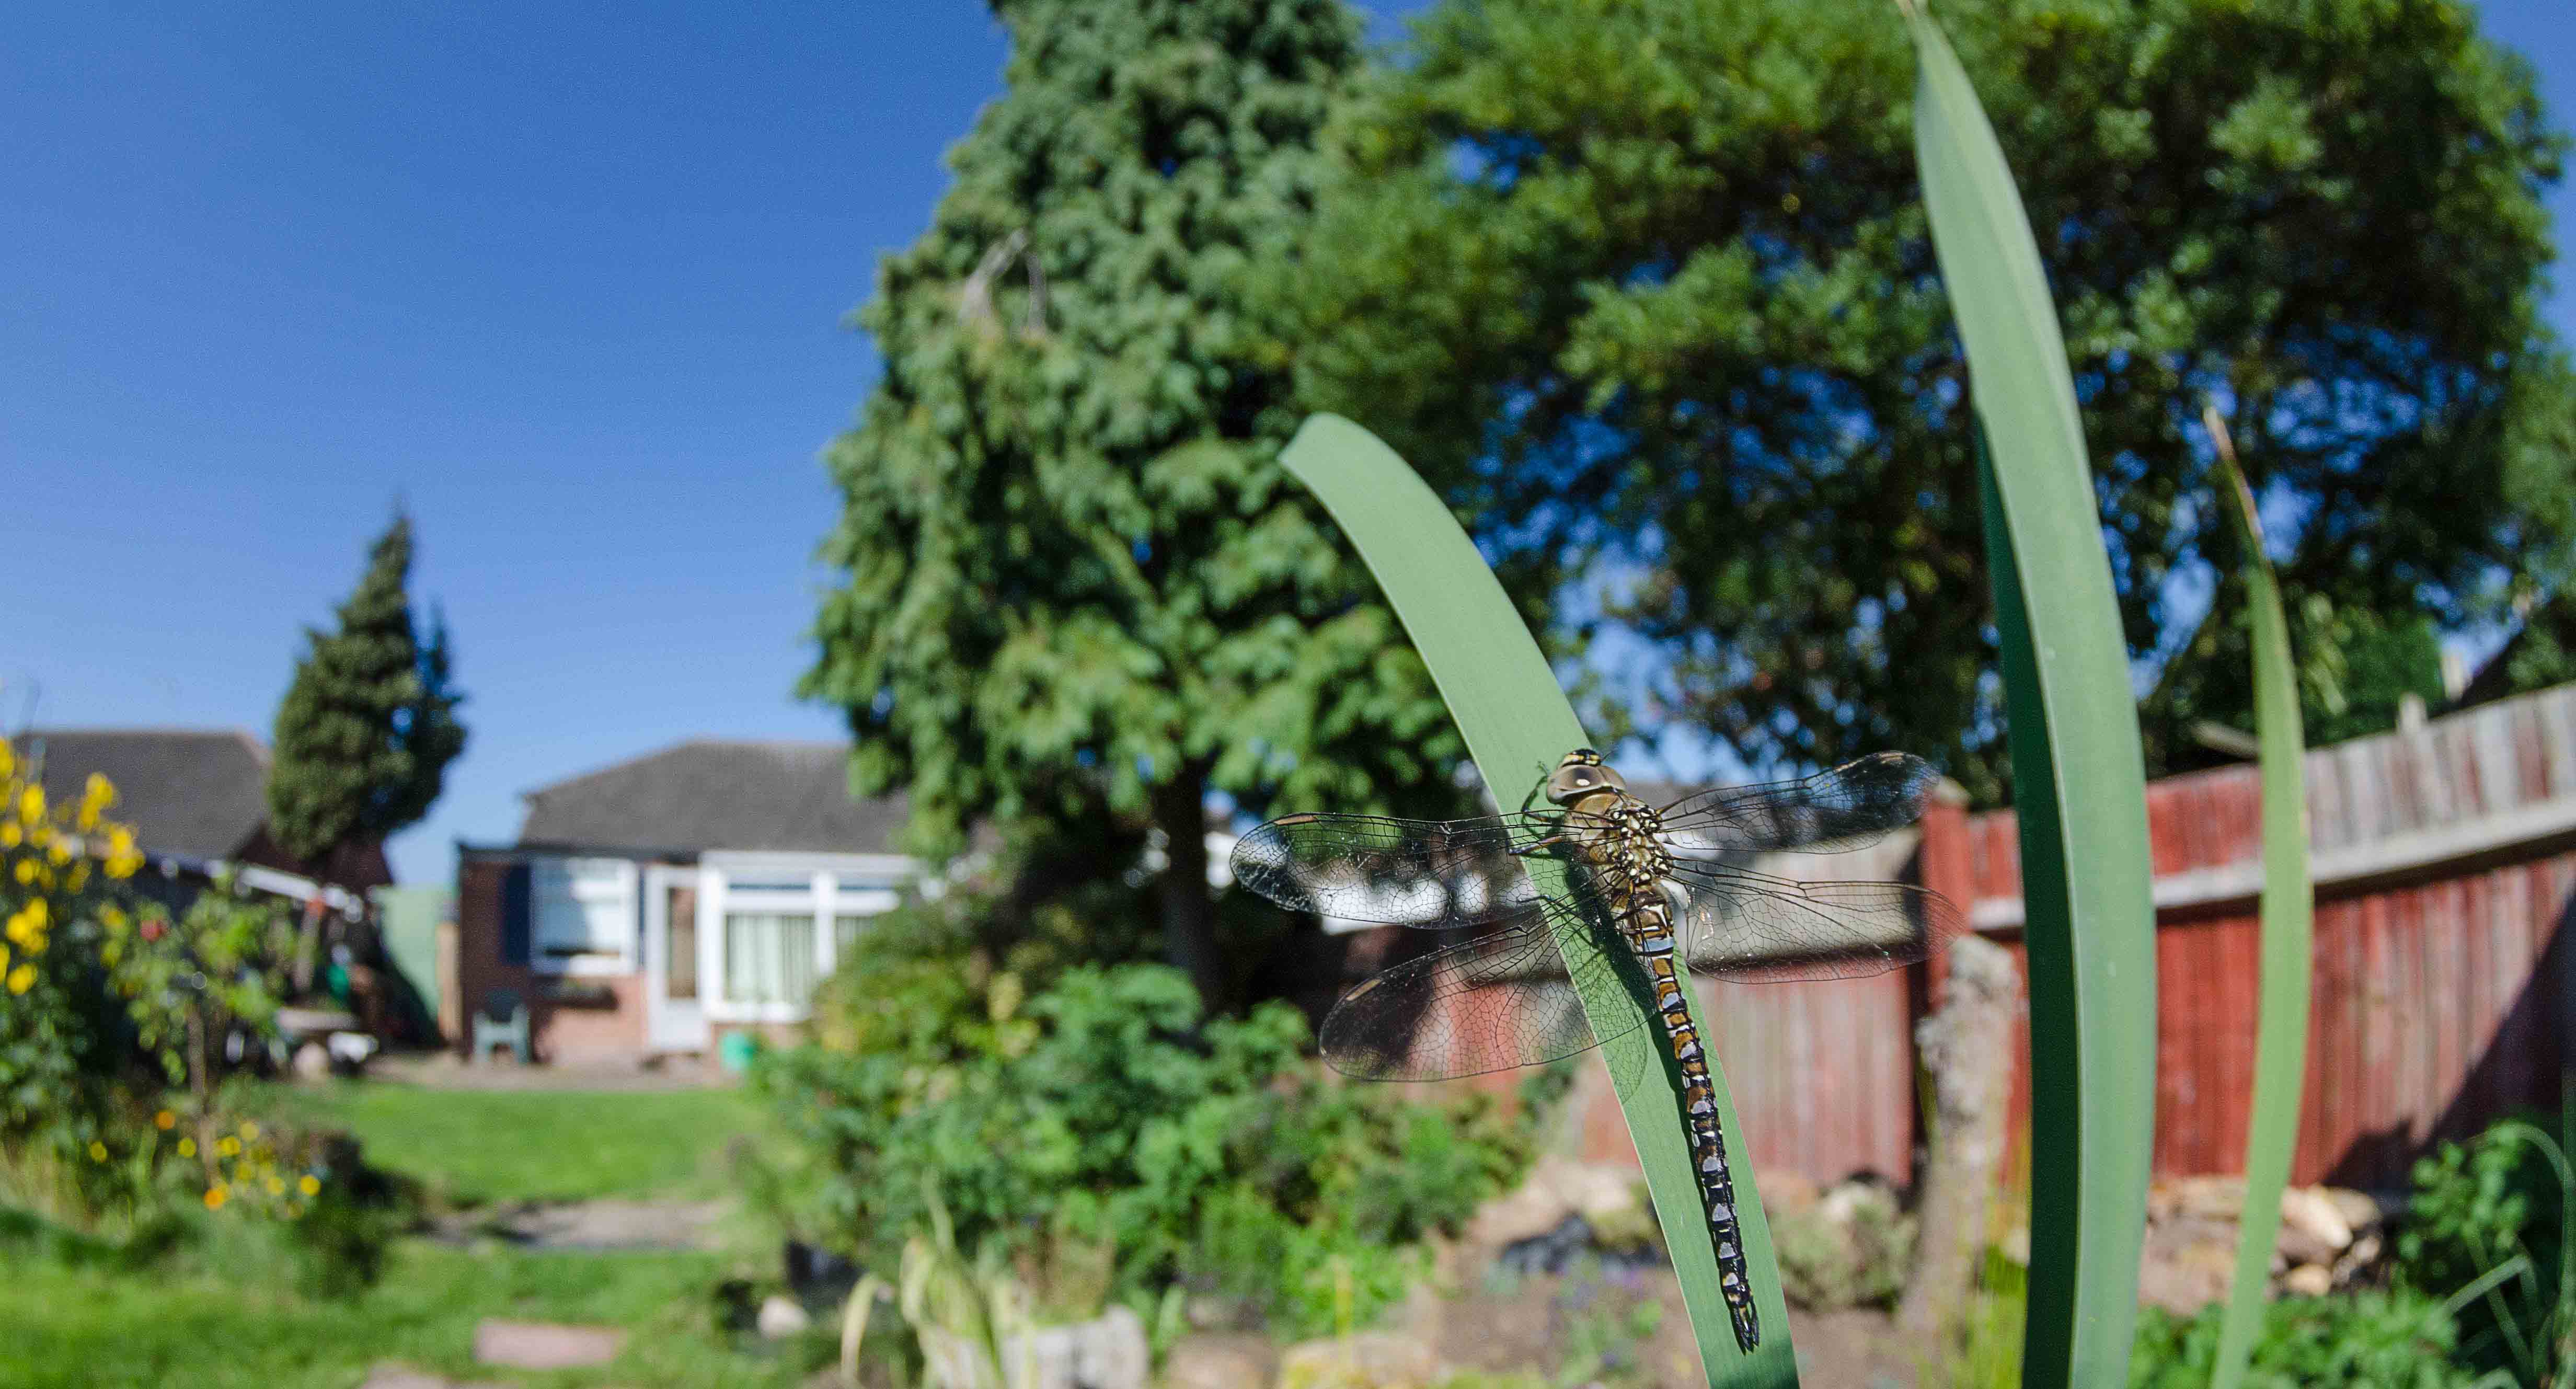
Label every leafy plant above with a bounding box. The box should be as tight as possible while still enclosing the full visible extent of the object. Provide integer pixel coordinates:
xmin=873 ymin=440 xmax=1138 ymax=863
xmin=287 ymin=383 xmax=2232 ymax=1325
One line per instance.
xmin=1770 ymin=1184 xmax=1914 ymax=1312
xmin=764 ymin=927 xmax=1535 ymax=1341
xmin=2130 ymin=1293 xmax=2486 ymax=1389
xmin=2397 ymin=1104 xmax=2576 ymax=1388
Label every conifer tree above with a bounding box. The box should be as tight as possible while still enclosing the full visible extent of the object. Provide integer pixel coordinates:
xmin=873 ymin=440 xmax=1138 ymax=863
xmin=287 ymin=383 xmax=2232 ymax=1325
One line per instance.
xmin=267 ymin=515 xmax=467 ymax=879
xmin=804 ymin=0 xmax=1458 ymax=1004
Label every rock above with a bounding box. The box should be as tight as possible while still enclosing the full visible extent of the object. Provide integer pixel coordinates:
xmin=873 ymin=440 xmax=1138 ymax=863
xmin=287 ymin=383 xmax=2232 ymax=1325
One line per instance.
xmin=357 ymin=1367 xmax=474 ymax=1389
xmin=758 ymin=1294 xmax=813 ymax=1339
xmin=473 ymin=1319 xmax=627 ymax=1370
xmin=1160 ymin=1333 xmax=1276 ymax=1389
xmin=2321 ymin=1187 xmax=2387 ymax=1233
xmin=1464 ymin=1156 xmax=1641 ymax=1249
xmin=292 ymin=1040 xmax=332 ymax=1082
xmin=2278 ymin=1187 xmax=2355 ymax=1253
xmin=2332 ymin=1231 xmax=2384 ymax=1285
xmin=1276 ymin=1331 xmax=1443 ymax=1389
xmin=995 ymin=1304 xmax=1149 ymax=1389
xmin=1184 ymin=1294 xmax=1255 ymax=1331
xmin=2282 ymin=1262 xmax=2333 ymax=1297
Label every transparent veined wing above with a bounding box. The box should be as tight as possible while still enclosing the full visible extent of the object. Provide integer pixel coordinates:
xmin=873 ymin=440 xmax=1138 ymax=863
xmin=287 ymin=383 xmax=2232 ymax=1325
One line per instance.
xmin=1230 ymin=808 xmax=1571 ymax=929
xmin=1652 ymin=752 xmax=1944 ymax=856
xmin=1317 ymin=899 xmax=1644 ymax=1080
xmin=1661 ymin=863 xmax=1967 ymax=982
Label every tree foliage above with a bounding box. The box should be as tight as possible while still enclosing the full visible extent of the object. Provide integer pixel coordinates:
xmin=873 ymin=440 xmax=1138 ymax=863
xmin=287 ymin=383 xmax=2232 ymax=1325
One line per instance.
xmin=804 ymin=0 xmax=1461 ymax=1000
xmin=267 ymin=516 xmax=467 ymax=871
xmin=1284 ymin=0 xmax=2574 ymax=801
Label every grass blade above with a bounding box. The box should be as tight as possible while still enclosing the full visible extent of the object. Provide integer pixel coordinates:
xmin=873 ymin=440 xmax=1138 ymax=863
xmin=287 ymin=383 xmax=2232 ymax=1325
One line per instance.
xmin=1279 ymin=413 xmax=1795 ymax=1386
xmin=1902 ymin=9 xmax=2159 ymax=1386
xmin=2204 ymin=409 xmax=2316 ymax=1389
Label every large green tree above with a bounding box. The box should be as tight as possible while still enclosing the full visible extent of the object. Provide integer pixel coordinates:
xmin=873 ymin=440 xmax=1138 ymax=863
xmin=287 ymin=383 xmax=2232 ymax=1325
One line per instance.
xmin=1284 ymin=0 xmax=2575 ymax=801
xmin=268 ymin=515 xmax=467 ymax=879
xmin=804 ymin=0 xmax=1459 ymax=1004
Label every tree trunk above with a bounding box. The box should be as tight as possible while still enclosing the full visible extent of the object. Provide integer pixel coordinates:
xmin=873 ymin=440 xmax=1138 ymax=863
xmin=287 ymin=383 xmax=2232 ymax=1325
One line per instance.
xmin=1899 ymin=933 xmax=2021 ymax=1341
xmin=1149 ymin=770 xmax=1224 ymax=1009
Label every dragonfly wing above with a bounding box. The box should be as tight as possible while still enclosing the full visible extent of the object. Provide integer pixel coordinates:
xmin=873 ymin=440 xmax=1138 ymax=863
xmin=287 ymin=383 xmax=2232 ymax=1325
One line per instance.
xmin=1318 ymin=904 xmax=1643 ymax=1080
xmin=1230 ymin=809 xmax=1561 ymax=929
xmin=1653 ymin=752 xmax=1943 ymax=855
xmin=1666 ymin=866 xmax=1966 ymax=982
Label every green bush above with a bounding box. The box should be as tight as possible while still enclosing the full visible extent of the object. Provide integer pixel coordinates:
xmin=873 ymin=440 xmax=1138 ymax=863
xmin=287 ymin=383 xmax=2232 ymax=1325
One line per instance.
xmin=2127 ymin=1291 xmax=2483 ymax=1389
xmin=760 ymin=896 xmax=1538 ymax=1338
xmin=2395 ymin=1107 xmax=2575 ymax=1387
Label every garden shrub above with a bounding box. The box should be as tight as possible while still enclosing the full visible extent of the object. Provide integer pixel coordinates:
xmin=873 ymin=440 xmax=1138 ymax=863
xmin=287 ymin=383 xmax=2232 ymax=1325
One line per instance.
xmin=1 ymin=733 xmax=296 ymax=1234
xmin=761 ymin=891 xmax=1540 ymax=1338
xmin=2394 ymin=1106 xmax=2575 ymax=1387
xmin=2127 ymin=1291 xmax=2482 ymax=1388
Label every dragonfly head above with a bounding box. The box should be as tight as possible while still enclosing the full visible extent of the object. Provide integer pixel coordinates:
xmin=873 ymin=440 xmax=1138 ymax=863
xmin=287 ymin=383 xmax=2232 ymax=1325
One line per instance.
xmin=1545 ymin=748 xmax=1628 ymax=807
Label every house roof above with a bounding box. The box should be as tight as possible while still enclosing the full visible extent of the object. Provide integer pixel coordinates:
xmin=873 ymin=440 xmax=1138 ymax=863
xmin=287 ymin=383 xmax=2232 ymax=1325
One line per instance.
xmin=25 ymin=727 xmax=272 ymax=860
xmin=515 ymin=739 xmax=911 ymax=856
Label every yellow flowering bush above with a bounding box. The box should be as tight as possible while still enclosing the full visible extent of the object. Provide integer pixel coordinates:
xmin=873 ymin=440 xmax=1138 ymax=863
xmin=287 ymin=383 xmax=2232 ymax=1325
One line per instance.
xmin=0 ymin=733 xmax=285 ymax=1220
xmin=0 ymin=734 xmax=153 ymax=1204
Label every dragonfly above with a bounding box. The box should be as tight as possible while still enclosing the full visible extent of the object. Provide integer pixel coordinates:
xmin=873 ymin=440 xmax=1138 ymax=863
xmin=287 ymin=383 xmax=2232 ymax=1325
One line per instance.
xmin=1230 ymin=748 xmax=1966 ymax=1354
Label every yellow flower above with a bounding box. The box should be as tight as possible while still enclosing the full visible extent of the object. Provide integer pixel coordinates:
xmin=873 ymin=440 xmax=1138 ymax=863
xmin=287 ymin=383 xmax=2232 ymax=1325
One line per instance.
xmin=22 ymin=900 xmax=45 ymax=931
xmin=105 ymin=828 xmax=141 ymax=879
xmin=0 ymin=944 xmax=10 ymax=974
xmin=12 ymin=860 xmax=34 ymax=886
xmin=63 ymin=863 xmax=87 ymax=892
xmin=297 ymin=1174 xmax=321 ymax=1197
xmin=264 ymin=1176 xmax=284 ymax=1196
xmin=87 ymin=1141 xmax=107 ymax=1162
xmin=237 ymin=1120 xmax=259 ymax=1141
xmin=17 ymin=785 xmax=43 ymax=823
xmin=203 ymin=1186 xmax=227 ymax=1211
xmin=101 ymin=905 xmax=128 ymax=932
xmin=154 ymin=1109 xmax=176 ymax=1130
xmin=0 ymin=821 xmax=18 ymax=847
xmin=177 ymin=1138 xmax=197 ymax=1158
xmin=0 ymin=737 xmax=15 ymax=778
xmin=78 ymin=773 xmax=113 ymax=830
xmin=6 ymin=963 xmax=33 ymax=995
xmin=216 ymin=1136 xmax=240 ymax=1157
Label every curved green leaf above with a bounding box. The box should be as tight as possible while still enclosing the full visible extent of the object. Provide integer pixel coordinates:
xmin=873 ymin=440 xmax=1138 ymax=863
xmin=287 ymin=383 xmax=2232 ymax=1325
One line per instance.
xmin=1903 ymin=8 xmax=2159 ymax=1386
xmin=1279 ymin=414 xmax=1796 ymax=1386
xmin=2205 ymin=409 xmax=2316 ymax=1389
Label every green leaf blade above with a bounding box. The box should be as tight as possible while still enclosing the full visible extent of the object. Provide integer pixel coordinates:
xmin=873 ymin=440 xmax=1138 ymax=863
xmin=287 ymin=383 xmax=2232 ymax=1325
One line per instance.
xmin=1279 ymin=414 xmax=1796 ymax=1386
xmin=2208 ymin=430 xmax=2317 ymax=1389
xmin=1904 ymin=11 xmax=2160 ymax=1387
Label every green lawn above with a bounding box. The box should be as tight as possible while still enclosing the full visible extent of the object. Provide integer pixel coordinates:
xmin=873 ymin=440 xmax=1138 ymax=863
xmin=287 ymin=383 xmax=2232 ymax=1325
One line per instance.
xmin=7 ymin=1241 xmax=816 ymax=1389
xmin=9 ymin=1082 xmax=813 ymax=1389
xmin=251 ymin=1081 xmax=770 ymax=1205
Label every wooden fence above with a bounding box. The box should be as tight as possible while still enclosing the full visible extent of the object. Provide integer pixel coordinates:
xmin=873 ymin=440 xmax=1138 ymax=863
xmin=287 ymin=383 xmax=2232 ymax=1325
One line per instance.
xmin=1569 ymin=681 xmax=2576 ymax=1191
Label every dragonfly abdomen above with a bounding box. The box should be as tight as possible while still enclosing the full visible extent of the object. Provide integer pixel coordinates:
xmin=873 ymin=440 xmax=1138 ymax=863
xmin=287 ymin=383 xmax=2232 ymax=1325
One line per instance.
xmin=1629 ymin=892 xmax=1761 ymax=1353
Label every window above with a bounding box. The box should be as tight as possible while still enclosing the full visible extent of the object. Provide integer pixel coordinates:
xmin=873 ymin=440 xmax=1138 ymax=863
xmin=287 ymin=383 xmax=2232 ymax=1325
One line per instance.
xmin=530 ymin=858 xmax=635 ymax=974
xmin=724 ymin=912 xmax=816 ymax=1006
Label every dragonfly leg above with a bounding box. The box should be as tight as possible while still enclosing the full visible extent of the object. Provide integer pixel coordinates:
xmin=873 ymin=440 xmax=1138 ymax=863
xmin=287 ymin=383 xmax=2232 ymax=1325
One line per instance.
xmin=1508 ymin=835 xmax=1569 ymax=858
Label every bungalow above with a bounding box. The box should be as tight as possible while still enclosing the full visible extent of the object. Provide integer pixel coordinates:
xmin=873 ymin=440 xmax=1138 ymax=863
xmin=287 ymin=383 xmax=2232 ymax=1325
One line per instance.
xmin=451 ymin=739 xmax=923 ymax=1062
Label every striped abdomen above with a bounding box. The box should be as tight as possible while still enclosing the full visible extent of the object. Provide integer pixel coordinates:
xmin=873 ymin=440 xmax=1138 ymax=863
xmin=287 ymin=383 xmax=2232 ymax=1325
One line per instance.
xmin=1628 ymin=892 xmax=1761 ymax=1352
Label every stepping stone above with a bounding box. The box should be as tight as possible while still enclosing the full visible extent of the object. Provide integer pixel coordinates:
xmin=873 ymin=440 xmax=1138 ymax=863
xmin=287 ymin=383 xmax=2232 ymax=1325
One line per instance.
xmin=473 ymin=1318 xmax=627 ymax=1369
xmin=356 ymin=1365 xmax=510 ymax=1389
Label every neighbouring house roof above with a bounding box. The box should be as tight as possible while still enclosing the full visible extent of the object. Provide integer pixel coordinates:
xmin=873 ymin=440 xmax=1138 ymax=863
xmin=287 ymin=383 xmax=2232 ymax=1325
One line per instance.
xmin=26 ymin=727 xmax=272 ymax=860
xmin=515 ymin=739 xmax=912 ymax=857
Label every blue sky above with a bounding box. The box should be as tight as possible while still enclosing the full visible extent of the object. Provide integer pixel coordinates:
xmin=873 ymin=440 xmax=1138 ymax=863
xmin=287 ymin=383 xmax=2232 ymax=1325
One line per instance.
xmin=8 ymin=2 xmax=2570 ymax=887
